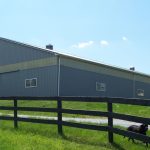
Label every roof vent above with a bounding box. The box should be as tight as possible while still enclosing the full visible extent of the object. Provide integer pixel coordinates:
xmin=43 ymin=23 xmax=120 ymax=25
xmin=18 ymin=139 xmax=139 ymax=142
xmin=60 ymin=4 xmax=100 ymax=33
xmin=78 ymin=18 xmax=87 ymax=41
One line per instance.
xmin=46 ymin=44 xmax=53 ymax=50
xmin=130 ymin=67 xmax=135 ymax=71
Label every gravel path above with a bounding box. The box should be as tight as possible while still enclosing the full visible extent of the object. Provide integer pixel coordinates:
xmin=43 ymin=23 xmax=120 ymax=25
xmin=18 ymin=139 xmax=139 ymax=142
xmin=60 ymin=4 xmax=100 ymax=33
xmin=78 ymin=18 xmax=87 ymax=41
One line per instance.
xmin=0 ymin=113 xmax=145 ymax=128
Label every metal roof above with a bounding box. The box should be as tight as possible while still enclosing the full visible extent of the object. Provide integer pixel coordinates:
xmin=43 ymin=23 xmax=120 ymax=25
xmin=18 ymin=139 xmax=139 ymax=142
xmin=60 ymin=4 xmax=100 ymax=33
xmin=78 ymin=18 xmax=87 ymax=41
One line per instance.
xmin=0 ymin=37 xmax=57 ymax=55
xmin=0 ymin=37 xmax=150 ymax=78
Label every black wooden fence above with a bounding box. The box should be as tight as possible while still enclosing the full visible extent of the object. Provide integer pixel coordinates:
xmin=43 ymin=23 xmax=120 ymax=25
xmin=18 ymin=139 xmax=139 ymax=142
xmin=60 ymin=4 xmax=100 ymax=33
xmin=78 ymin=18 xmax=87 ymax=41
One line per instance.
xmin=0 ymin=96 xmax=150 ymax=144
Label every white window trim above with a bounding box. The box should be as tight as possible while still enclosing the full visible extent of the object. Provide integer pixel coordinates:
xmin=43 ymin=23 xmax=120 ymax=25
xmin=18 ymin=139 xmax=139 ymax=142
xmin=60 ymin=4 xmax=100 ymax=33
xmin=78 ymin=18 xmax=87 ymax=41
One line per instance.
xmin=25 ymin=78 xmax=37 ymax=88
xmin=137 ymin=89 xmax=144 ymax=97
xmin=96 ymin=82 xmax=106 ymax=92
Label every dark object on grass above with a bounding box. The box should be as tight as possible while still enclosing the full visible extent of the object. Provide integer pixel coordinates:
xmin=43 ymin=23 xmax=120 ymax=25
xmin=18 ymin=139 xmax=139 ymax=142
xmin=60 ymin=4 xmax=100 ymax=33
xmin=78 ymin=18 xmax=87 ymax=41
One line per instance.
xmin=126 ymin=124 xmax=148 ymax=146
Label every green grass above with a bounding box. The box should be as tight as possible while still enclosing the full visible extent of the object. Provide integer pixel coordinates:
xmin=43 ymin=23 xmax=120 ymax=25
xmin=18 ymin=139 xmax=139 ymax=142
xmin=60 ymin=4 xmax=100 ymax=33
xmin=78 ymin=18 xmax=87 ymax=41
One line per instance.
xmin=0 ymin=100 xmax=149 ymax=149
xmin=0 ymin=100 xmax=149 ymax=118
xmin=0 ymin=121 xmax=149 ymax=150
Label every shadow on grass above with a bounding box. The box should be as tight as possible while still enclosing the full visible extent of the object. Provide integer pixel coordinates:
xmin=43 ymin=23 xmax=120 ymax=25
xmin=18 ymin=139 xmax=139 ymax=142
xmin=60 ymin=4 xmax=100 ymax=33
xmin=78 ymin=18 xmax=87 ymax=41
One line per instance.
xmin=0 ymin=123 xmax=129 ymax=150
xmin=111 ymin=142 xmax=126 ymax=150
xmin=0 ymin=124 xmax=120 ymax=149
xmin=61 ymin=133 xmax=126 ymax=150
xmin=0 ymin=123 xmax=59 ymax=139
xmin=61 ymin=134 xmax=109 ymax=148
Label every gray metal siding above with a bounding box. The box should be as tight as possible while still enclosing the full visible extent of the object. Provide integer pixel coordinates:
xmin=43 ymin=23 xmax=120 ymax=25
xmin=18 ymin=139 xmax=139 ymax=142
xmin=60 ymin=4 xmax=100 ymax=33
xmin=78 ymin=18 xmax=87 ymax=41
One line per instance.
xmin=0 ymin=38 xmax=150 ymax=98
xmin=61 ymin=57 xmax=150 ymax=84
xmin=0 ymin=66 xmax=58 ymax=97
xmin=135 ymin=81 xmax=150 ymax=99
xmin=60 ymin=66 xmax=150 ymax=98
xmin=0 ymin=39 xmax=55 ymax=65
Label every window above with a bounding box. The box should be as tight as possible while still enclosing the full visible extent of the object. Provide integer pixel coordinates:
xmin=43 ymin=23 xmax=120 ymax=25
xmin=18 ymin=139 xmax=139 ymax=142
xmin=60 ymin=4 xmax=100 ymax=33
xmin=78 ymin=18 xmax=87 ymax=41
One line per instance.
xmin=137 ymin=89 xmax=144 ymax=97
xmin=96 ymin=82 xmax=106 ymax=91
xmin=25 ymin=78 xmax=37 ymax=88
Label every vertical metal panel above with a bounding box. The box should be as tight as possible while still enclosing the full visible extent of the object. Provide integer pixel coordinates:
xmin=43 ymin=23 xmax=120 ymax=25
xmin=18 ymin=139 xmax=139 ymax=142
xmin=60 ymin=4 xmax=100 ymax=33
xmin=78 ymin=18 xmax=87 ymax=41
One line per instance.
xmin=60 ymin=57 xmax=150 ymax=84
xmin=0 ymin=65 xmax=58 ymax=97
xmin=135 ymin=81 xmax=150 ymax=99
xmin=59 ymin=66 xmax=134 ymax=98
xmin=60 ymin=66 xmax=150 ymax=98
xmin=57 ymin=56 xmax=61 ymax=96
xmin=59 ymin=57 xmax=150 ymax=98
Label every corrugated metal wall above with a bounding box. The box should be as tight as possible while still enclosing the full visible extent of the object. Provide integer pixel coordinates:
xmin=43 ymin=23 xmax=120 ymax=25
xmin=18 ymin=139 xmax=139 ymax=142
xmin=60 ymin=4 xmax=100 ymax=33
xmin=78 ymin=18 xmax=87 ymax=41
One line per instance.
xmin=1 ymin=38 xmax=150 ymax=98
xmin=0 ymin=65 xmax=58 ymax=97
xmin=59 ymin=57 xmax=150 ymax=99
xmin=59 ymin=65 xmax=133 ymax=98
xmin=0 ymin=39 xmax=58 ymax=97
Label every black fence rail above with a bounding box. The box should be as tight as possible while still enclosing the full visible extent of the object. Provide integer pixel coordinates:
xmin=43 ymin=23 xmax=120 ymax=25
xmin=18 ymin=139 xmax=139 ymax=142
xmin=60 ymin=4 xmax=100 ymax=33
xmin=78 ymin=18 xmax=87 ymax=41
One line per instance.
xmin=0 ymin=96 xmax=150 ymax=144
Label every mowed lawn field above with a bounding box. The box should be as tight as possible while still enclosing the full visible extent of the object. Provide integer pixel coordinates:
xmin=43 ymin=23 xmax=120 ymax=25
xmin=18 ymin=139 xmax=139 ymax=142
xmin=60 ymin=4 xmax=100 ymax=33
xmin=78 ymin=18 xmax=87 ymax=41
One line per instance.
xmin=0 ymin=121 xmax=150 ymax=150
xmin=0 ymin=100 xmax=150 ymax=117
xmin=0 ymin=100 xmax=149 ymax=150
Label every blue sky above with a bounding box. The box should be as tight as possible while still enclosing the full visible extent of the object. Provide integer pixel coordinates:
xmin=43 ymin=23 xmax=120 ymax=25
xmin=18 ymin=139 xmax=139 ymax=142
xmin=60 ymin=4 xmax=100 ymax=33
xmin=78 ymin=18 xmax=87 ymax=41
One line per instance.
xmin=0 ymin=0 xmax=150 ymax=74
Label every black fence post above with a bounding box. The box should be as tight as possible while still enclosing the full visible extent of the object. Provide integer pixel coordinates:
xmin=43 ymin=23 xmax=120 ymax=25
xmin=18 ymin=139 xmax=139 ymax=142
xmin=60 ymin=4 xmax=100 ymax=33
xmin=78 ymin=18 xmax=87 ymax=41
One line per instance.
xmin=14 ymin=98 xmax=18 ymax=128
xmin=107 ymin=101 xmax=113 ymax=143
xmin=57 ymin=97 xmax=63 ymax=135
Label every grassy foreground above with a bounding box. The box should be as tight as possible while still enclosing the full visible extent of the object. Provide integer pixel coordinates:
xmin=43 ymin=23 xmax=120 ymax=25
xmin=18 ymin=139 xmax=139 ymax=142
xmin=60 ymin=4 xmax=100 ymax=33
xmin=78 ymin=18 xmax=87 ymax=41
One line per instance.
xmin=0 ymin=121 xmax=149 ymax=150
xmin=0 ymin=100 xmax=150 ymax=118
xmin=0 ymin=100 xmax=149 ymax=149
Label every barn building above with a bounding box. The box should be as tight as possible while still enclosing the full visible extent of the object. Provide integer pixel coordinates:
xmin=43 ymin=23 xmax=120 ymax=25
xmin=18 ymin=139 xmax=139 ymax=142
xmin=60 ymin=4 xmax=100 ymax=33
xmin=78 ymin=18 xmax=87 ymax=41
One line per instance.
xmin=0 ymin=37 xmax=150 ymax=98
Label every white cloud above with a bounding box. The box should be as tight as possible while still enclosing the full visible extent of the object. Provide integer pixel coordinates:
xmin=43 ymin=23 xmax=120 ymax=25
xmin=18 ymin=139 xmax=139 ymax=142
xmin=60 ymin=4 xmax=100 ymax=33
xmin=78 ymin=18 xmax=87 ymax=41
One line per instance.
xmin=122 ymin=36 xmax=128 ymax=41
xmin=100 ymin=40 xmax=109 ymax=47
xmin=72 ymin=41 xmax=94 ymax=49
